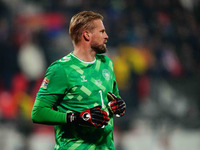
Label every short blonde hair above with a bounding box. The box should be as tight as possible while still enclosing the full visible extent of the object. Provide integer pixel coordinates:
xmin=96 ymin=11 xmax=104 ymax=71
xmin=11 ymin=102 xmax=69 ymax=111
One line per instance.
xmin=69 ymin=11 xmax=103 ymax=44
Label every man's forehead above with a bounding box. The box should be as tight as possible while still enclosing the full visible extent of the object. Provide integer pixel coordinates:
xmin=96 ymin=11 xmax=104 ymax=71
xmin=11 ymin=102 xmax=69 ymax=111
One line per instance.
xmin=93 ymin=19 xmax=105 ymax=29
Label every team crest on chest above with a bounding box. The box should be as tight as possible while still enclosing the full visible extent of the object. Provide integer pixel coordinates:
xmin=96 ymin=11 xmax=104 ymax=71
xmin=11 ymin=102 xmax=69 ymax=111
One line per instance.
xmin=102 ymin=69 xmax=110 ymax=80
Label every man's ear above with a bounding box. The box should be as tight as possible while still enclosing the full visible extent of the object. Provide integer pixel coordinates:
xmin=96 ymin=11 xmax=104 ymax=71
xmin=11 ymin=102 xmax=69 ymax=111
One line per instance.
xmin=83 ymin=31 xmax=90 ymax=41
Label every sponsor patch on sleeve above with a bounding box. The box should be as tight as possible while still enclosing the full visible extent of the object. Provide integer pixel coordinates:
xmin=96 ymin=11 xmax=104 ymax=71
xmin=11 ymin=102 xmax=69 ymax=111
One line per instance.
xmin=41 ymin=77 xmax=49 ymax=89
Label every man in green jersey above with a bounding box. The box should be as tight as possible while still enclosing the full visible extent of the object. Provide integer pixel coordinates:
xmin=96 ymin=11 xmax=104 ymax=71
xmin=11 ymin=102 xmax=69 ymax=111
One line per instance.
xmin=31 ymin=11 xmax=126 ymax=150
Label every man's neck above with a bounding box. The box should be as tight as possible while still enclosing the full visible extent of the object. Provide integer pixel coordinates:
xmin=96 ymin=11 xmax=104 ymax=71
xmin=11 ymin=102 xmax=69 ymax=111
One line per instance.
xmin=73 ymin=45 xmax=96 ymax=62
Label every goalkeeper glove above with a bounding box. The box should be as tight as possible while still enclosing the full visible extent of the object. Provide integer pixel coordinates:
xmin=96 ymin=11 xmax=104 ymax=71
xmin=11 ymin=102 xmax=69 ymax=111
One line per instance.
xmin=107 ymin=92 xmax=126 ymax=117
xmin=67 ymin=106 xmax=110 ymax=128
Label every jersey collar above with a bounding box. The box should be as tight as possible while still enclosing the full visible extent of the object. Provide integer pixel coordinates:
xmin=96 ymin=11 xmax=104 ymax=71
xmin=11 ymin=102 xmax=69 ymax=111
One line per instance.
xmin=70 ymin=52 xmax=96 ymax=64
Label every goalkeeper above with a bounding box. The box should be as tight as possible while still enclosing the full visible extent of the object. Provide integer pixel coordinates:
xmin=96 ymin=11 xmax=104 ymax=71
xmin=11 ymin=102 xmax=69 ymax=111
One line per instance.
xmin=31 ymin=11 xmax=126 ymax=150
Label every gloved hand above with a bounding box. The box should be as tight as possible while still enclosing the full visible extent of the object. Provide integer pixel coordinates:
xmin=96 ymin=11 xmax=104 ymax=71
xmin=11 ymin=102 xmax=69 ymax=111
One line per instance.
xmin=107 ymin=92 xmax=126 ymax=117
xmin=67 ymin=106 xmax=110 ymax=128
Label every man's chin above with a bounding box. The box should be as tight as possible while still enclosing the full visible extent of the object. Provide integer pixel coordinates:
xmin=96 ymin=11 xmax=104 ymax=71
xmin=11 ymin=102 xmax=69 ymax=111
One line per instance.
xmin=92 ymin=45 xmax=107 ymax=54
xmin=97 ymin=48 xmax=107 ymax=54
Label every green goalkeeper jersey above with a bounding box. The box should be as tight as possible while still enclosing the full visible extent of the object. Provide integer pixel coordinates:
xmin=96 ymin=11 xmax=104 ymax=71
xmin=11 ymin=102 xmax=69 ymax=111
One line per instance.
xmin=33 ymin=52 xmax=120 ymax=150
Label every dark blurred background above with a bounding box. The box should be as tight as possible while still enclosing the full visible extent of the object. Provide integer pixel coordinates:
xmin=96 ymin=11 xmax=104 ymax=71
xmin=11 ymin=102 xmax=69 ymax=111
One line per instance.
xmin=1 ymin=0 xmax=200 ymax=150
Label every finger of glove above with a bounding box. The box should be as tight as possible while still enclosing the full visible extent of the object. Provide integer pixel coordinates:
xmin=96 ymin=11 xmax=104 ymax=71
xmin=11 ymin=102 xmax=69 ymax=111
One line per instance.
xmin=93 ymin=117 xmax=109 ymax=124
xmin=91 ymin=113 xmax=110 ymax=121
xmin=83 ymin=120 xmax=103 ymax=128
xmin=100 ymin=110 xmax=109 ymax=116
xmin=120 ymin=111 xmax=125 ymax=116
xmin=118 ymin=102 xmax=126 ymax=110
xmin=92 ymin=109 xmax=109 ymax=117
xmin=120 ymin=102 xmax=126 ymax=112
xmin=111 ymin=106 xmax=121 ymax=114
xmin=116 ymin=112 xmax=125 ymax=117
xmin=118 ymin=111 xmax=125 ymax=117
xmin=111 ymin=105 xmax=126 ymax=114
xmin=108 ymin=99 xmax=117 ymax=107
xmin=111 ymin=102 xmax=125 ymax=111
xmin=107 ymin=92 xmax=117 ymax=101
xmin=113 ymin=109 xmax=126 ymax=115
xmin=92 ymin=118 xmax=109 ymax=125
xmin=86 ymin=120 xmax=103 ymax=128
xmin=92 ymin=123 xmax=104 ymax=128
xmin=109 ymin=99 xmax=125 ymax=107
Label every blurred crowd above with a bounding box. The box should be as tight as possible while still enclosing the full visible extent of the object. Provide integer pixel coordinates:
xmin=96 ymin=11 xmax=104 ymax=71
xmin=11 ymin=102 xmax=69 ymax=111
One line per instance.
xmin=0 ymin=0 xmax=200 ymax=149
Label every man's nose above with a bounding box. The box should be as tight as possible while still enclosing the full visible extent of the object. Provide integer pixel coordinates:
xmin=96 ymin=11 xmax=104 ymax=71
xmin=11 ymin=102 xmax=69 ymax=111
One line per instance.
xmin=105 ymin=32 xmax=108 ymax=39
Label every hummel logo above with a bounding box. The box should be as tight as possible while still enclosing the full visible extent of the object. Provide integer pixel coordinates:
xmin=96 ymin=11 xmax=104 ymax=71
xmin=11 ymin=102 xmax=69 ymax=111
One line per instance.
xmin=81 ymin=75 xmax=87 ymax=82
